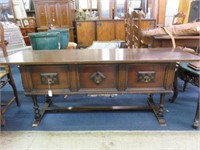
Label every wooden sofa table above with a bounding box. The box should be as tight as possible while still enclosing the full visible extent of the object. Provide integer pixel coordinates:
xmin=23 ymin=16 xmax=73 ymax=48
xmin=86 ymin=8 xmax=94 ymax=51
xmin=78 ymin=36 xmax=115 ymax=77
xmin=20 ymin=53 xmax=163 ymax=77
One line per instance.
xmin=1 ymin=48 xmax=199 ymax=127
xmin=149 ymin=35 xmax=200 ymax=48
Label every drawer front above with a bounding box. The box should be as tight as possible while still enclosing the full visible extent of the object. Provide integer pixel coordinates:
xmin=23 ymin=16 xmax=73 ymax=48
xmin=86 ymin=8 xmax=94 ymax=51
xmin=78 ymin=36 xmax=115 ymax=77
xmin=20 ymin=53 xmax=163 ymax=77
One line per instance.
xmin=29 ymin=65 xmax=70 ymax=90
xmin=77 ymin=65 xmax=118 ymax=91
xmin=126 ymin=64 xmax=167 ymax=88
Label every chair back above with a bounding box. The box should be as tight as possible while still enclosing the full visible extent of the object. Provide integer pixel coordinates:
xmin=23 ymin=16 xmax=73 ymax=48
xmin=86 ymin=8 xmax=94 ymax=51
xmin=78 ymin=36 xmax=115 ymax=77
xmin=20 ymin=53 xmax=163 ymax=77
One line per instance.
xmin=0 ymin=23 xmax=20 ymax=126
xmin=124 ymin=12 xmax=133 ymax=48
xmin=0 ymin=22 xmax=9 ymax=75
xmin=132 ymin=11 xmax=148 ymax=48
xmin=0 ymin=23 xmax=8 ymax=57
xmin=172 ymin=12 xmax=186 ymax=25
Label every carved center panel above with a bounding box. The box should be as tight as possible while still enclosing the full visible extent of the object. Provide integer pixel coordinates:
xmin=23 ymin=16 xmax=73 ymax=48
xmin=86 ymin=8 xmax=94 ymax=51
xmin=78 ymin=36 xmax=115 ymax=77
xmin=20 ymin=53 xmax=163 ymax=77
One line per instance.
xmin=137 ymin=71 xmax=156 ymax=83
xmin=90 ymin=71 xmax=106 ymax=85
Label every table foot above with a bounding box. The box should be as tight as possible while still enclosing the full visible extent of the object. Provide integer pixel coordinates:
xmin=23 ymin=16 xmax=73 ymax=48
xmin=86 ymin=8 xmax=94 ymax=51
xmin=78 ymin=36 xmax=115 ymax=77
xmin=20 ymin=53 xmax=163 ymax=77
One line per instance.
xmin=32 ymin=119 xmax=41 ymax=127
xmin=147 ymin=94 xmax=167 ymax=126
xmin=31 ymin=95 xmax=52 ymax=127
xmin=155 ymin=114 xmax=167 ymax=126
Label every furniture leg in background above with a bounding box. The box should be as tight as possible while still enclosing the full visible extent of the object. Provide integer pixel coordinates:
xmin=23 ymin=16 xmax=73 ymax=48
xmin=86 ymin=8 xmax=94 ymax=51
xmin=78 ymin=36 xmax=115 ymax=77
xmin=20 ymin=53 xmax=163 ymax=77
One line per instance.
xmin=193 ymin=93 xmax=199 ymax=129
xmin=0 ymin=23 xmax=20 ymax=126
xmin=170 ymin=62 xmax=200 ymax=129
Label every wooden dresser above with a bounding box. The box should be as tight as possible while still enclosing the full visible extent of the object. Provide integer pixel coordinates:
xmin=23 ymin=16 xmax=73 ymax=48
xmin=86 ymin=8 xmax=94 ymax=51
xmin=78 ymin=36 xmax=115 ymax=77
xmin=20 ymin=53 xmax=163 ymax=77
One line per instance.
xmin=32 ymin=0 xmax=75 ymax=41
xmin=74 ymin=20 xmax=125 ymax=47
xmin=74 ymin=19 xmax=156 ymax=48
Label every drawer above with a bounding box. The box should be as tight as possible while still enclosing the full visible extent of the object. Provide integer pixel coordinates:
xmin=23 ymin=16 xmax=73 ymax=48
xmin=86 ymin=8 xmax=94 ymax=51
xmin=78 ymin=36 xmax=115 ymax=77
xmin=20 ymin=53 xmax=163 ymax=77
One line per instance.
xmin=26 ymin=65 xmax=70 ymax=90
xmin=126 ymin=64 xmax=167 ymax=88
xmin=77 ymin=64 xmax=118 ymax=91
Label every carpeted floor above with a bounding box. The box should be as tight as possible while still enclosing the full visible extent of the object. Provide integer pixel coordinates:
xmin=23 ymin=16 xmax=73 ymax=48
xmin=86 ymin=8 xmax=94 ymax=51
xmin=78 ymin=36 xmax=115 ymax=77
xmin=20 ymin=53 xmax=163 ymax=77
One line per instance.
xmin=0 ymin=65 xmax=199 ymax=131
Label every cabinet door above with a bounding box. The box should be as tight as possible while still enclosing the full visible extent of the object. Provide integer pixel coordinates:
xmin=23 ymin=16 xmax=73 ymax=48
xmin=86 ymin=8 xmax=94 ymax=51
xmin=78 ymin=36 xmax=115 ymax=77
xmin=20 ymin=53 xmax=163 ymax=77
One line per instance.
xmin=59 ymin=2 xmax=69 ymax=27
xmin=68 ymin=1 xmax=75 ymax=42
xmin=47 ymin=3 xmax=60 ymax=27
xmin=115 ymin=20 xmax=125 ymax=40
xmin=76 ymin=21 xmax=95 ymax=47
xmin=35 ymin=3 xmax=48 ymax=28
xmin=96 ymin=21 xmax=115 ymax=41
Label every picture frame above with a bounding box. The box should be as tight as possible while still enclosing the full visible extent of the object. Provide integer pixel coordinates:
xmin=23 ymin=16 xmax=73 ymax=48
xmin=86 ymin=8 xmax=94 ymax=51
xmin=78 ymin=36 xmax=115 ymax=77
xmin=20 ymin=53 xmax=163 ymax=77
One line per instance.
xmin=16 ymin=19 xmax=22 ymax=27
xmin=0 ymin=0 xmax=16 ymax=22
xmin=22 ymin=18 xmax=29 ymax=27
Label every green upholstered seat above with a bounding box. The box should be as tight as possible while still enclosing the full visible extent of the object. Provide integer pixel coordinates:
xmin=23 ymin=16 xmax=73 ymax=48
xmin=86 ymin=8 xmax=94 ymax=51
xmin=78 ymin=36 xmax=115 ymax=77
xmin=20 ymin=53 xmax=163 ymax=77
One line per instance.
xmin=48 ymin=28 xmax=69 ymax=49
xmin=179 ymin=62 xmax=200 ymax=75
xmin=29 ymin=32 xmax=61 ymax=50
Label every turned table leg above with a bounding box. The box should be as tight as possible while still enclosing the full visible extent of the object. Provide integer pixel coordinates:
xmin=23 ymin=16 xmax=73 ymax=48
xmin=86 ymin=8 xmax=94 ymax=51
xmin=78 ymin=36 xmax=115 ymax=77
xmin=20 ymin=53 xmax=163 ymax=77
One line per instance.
xmin=169 ymin=70 xmax=178 ymax=103
xmin=31 ymin=96 xmax=41 ymax=127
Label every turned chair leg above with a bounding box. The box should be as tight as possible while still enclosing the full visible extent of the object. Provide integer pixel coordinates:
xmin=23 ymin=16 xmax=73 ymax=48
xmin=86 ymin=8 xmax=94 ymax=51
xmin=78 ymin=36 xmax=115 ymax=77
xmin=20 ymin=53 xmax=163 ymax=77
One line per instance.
xmin=1 ymin=111 xmax=6 ymax=126
xmin=1 ymin=68 xmax=20 ymax=126
xmin=193 ymin=93 xmax=200 ymax=129
xmin=183 ymin=81 xmax=188 ymax=92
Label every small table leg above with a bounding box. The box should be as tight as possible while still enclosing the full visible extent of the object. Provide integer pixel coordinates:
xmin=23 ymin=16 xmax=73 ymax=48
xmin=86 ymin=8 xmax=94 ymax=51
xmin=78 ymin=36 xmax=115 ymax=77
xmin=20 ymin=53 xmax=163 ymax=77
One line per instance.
xmin=148 ymin=94 xmax=167 ymax=126
xmin=32 ymin=95 xmax=52 ymax=127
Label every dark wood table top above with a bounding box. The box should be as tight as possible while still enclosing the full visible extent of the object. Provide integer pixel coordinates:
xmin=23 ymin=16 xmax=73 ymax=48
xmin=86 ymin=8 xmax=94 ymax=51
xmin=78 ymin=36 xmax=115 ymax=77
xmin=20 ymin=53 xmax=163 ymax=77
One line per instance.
xmin=1 ymin=48 xmax=200 ymax=65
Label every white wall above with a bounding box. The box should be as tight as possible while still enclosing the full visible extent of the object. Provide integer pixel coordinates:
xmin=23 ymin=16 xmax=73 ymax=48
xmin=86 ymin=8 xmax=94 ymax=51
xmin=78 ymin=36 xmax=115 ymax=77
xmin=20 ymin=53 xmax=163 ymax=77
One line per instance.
xmin=165 ymin=0 xmax=180 ymax=26
xmin=13 ymin=0 xmax=27 ymax=19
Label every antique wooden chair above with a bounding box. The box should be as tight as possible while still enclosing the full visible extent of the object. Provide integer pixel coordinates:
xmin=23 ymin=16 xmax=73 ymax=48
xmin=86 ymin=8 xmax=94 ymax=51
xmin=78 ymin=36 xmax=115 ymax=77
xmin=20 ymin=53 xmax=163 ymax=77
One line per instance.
xmin=125 ymin=10 xmax=154 ymax=48
xmin=170 ymin=60 xmax=200 ymax=129
xmin=169 ymin=16 xmax=199 ymax=128
xmin=131 ymin=11 xmax=148 ymax=48
xmin=172 ymin=12 xmax=186 ymax=25
xmin=0 ymin=23 xmax=20 ymax=126
xmin=124 ymin=12 xmax=133 ymax=48
xmin=160 ymin=23 xmax=199 ymax=128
